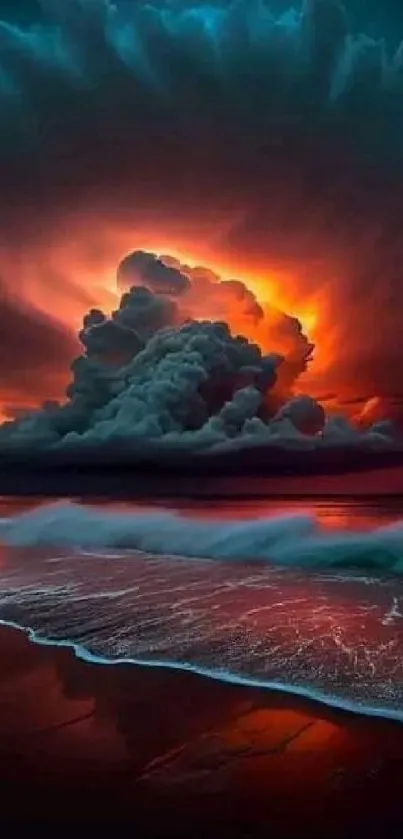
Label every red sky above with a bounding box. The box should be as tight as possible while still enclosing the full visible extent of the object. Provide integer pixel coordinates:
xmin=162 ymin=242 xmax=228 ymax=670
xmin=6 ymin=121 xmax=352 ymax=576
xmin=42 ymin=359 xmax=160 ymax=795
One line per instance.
xmin=2 ymin=2 xmax=403 ymax=427
xmin=0 ymin=209 xmax=393 ymax=428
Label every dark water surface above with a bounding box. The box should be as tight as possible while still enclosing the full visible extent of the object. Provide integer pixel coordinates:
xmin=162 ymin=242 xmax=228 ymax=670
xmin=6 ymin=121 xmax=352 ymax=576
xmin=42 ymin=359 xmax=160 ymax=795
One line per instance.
xmin=1 ymin=495 xmax=403 ymax=721
xmin=1 ymin=623 xmax=403 ymax=833
xmin=1 ymin=495 xmax=403 ymax=830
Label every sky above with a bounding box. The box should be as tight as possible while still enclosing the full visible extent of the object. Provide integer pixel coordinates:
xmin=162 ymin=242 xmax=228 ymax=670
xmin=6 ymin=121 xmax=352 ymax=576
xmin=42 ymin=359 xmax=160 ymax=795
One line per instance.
xmin=1 ymin=0 xmax=403 ymax=461
xmin=4 ymin=1 xmax=403 ymax=32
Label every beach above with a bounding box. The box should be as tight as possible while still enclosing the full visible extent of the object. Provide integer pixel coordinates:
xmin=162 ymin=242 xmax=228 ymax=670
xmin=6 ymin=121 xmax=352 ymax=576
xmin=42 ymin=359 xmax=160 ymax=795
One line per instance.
xmin=0 ymin=624 xmax=401 ymax=835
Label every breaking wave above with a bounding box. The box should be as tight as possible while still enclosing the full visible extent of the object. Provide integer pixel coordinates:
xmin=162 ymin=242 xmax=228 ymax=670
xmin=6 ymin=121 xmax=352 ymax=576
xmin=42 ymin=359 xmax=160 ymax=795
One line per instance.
xmin=1 ymin=529 xmax=403 ymax=721
xmin=3 ymin=501 xmax=403 ymax=573
xmin=1 ymin=498 xmax=403 ymax=721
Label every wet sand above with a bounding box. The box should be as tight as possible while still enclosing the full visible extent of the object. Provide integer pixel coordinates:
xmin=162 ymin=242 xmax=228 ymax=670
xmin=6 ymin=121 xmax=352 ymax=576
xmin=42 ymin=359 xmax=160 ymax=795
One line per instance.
xmin=0 ymin=627 xmax=401 ymax=834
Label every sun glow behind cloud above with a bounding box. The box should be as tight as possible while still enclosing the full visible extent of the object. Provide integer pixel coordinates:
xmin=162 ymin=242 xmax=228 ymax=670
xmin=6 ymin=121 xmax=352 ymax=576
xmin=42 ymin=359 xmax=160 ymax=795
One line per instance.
xmin=0 ymin=208 xmax=338 ymax=420
xmin=2 ymin=0 xmax=403 ymax=427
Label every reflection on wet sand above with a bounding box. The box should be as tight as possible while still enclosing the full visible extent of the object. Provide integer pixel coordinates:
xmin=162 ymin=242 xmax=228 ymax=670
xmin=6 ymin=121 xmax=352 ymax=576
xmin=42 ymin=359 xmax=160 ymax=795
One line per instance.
xmin=0 ymin=626 xmax=402 ymax=835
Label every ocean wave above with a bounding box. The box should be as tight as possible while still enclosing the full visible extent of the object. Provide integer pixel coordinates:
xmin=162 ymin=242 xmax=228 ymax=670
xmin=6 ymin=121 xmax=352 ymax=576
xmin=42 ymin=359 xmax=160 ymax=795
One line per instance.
xmin=0 ymin=543 xmax=402 ymax=721
xmin=2 ymin=501 xmax=403 ymax=573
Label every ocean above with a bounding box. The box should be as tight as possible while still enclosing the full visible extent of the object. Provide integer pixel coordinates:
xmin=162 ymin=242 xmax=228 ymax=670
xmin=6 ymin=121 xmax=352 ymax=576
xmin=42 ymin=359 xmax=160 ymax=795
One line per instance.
xmin=0 ymin=493 xmax=403 ymax=722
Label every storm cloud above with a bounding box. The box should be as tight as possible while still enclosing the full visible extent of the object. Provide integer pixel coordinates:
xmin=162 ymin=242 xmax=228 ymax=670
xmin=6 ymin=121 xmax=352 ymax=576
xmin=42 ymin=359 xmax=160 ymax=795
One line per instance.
xmin=1 ymin=1 xmax=403 ymax=414
xmin=0 ymin=256 xmax=399 ymax=468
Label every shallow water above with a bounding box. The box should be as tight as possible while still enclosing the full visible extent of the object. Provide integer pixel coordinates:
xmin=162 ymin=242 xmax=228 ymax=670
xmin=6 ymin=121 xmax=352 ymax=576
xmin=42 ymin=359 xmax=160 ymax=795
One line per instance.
xmin=1 ymin=494 xmax=403 ymax=721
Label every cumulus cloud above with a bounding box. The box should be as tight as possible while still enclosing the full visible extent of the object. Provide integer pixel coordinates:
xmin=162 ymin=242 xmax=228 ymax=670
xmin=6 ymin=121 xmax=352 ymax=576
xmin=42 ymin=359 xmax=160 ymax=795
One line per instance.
xmin=117 ymin=250 xmax=191 ymax=296
xmin=79 ymin=308 xmax=143 ymax=362
xmin=1 ymin=1 xmax=403 ymax=419
xmin=0 ymin=256 xmax=400 ymax=468
xmin=272 ymin=395 xmax=326 ymax=435
xmin=115 ymin=249 xmax=313 ymax=398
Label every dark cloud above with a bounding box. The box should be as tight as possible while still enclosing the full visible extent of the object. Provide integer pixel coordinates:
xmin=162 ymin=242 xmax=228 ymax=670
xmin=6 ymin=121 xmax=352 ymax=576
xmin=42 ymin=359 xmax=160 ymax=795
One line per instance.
xmin=117 ymin=250 xmax=191 ymax=295
xmin=1 ymin=1 xmax=403 ymax=410
xmin=273 ymin=395 xmax=326 ymax=435
xmin=0 ymin=262 xmax=399 ymax=467
xmin=79 ymin=309 xmax=143 ymax=363
xmin=0 ymin=1 xmax=402 ymax=234
xmin=117 ymin=250 xmax=313 ymax=394
xmin=115 ymin=285 xmax=179 ymax=337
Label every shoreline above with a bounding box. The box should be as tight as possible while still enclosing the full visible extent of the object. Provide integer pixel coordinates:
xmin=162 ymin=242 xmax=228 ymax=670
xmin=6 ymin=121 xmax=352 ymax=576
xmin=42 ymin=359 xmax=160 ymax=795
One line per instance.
xmin=0 ymin=623 xmax=402 ymax=832
xmin=1 ymin=458 xmax=403 ymax=497
xmin=3 ymin=618 xmax=403 ymax=726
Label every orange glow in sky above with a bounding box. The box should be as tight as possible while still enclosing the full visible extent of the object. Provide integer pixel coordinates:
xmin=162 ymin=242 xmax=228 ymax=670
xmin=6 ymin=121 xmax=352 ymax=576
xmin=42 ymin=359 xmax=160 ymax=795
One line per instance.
xmin=0 ymin=213 xmax=341 ymax=418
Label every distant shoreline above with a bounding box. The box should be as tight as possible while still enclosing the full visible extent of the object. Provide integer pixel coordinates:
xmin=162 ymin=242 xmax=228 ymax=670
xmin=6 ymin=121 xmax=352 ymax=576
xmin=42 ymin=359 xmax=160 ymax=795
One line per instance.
xmin=1 ymin=443 xmax=403 ymax=474
xmin=1 ymin=451 xmax=403 ymax=497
